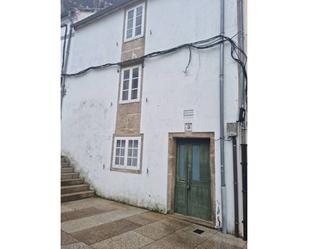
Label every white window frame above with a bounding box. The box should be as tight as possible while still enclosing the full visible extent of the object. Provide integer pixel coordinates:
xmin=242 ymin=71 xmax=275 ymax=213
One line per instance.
xmin=119 ymin=65 xmax=142 ymax=104
xmin=112 ymin=136 xmax=142 ymax=170
xmin=124 ymin=2 xmax=145 ymax=42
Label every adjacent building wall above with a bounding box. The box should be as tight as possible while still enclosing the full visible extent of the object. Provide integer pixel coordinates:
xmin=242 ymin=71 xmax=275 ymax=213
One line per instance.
xmin=61 ymin=0 xmax=243 ymax=235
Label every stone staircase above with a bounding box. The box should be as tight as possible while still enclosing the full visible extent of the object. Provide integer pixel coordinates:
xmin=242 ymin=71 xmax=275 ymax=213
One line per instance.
xmin=61 ymin=156 xmax=95 ymax=202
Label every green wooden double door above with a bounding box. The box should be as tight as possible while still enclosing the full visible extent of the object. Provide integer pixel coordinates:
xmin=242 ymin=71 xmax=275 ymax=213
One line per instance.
xmin=175 ymin=138 xmax=212 ymax=221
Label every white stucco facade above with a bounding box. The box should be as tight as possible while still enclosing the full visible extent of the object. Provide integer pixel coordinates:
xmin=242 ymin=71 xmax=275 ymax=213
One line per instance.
xmin=61 ymin=0 xmax=245 ymax=236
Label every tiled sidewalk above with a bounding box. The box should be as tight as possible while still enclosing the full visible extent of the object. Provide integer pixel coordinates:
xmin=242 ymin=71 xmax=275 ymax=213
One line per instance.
xmin=61 ymin=197 xmax=247 ymax=249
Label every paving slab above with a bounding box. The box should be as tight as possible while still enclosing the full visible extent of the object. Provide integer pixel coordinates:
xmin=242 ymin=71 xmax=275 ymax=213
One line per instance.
xmin=142 ymin=228 xmax=207 ymax=249
xmin=181 ymin=224 xmax=218 ymax=238
xmin=194 ymin=232 xmax=246 ymax=249
xmin=135 ymin=220 xmax=179 ymax=241
xmin=161 ymin=217 xmax=191 ymax=230
xmin=61 ymin=230 xmax=79 ymax=245
xmin=62 ymin=207 xmax=147 ymax=233
xmin=125 ymin=211 xmax=164 ymax=226
xmin=61 ymin=197 xmax=126 ymax=213
xmin=72 ymin=219 xmax=141 ymax=245
xmin=92 ymin=231 xmax=154 ymax=249
xmin=61 ymin=242 xmax=93 ymax=249
xmin=61 ymin=197 xmax=247 ymax=249
xmin=204 ymin=232 xmax=246 ymax=248
xmin=62 ymin=207 xmax=113 ymax=222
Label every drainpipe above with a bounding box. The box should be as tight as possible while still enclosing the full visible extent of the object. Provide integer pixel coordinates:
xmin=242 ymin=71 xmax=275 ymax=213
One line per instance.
xmin=237 ymin=0 xmax=248 ymax=240
xmin=237 ymin=0 xmax=245 ymax=114
xmin=219 ymin=0 xmax=227 ymax=234
xmin=61 ymin=24 xmax=68 ymax=77
xmin=61 ymin=21 xmax=73 ymax=118
xmin=232 ymin=136 xmax=239 ymax=237
xmin=241 ymin=143 xmax=247 ymax=240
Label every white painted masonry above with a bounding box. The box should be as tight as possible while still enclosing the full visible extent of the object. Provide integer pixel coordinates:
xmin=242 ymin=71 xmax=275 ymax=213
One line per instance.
xmin=61 ymin=0 xmax=244 ymax=236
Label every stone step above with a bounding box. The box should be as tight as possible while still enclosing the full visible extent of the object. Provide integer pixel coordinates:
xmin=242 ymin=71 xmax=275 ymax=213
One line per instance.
xmin=61 ymin=190 xmax=95 ymax=202
xmin=61 ymin=184 xmax=90 ymax=194
xmin=61 ymin=172 xmax=80 ymax=180
xmin=61 ymin=178 xmax=84 ymax=186
xmin=61 ymin=167 xmax=74 ymax=173
xmin=61 ymin=162 xmax=70 ymax=167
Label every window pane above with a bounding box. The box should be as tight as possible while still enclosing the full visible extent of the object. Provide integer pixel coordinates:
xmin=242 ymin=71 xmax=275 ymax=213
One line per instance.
xmin=126 ymin=29 xmax=133 ymax=39
xmin=123 ymin=80 xmax=129 ymax=90
xmin=132 ymin=158 xmax=137 ymax=166
xmin=116 ymin=140 xmax=120 ymax=147
xmin=132 ymin=78 xmax=138 ymax=88
xmin=136 ymin=15 xmax=142 ymax=26
xmin=121 ymin=140 xmax=125 ymax=147
xmin=122 ymin=90 xmax=128 ymax=101
xmin=132 ymin=68 xmax=139 ymax=78
xmin=128 ymin=148 xmax=132 ymax=156
xmin=135 ymin=26 xmax=142 ymax=36
xmin=127 ymin=19 xmax=133 ymax=29
xmin=120 ymin=157 xmax=124 ymax=165
xmin=123 ymin=70 xmax=130 ymax=80
xmin=120 ymin=148 xmax=125 ymax=156
xmin=133 ymin=140 xmax=138 ymax=147
xmin=115 ymin=157 xmax=119 ymax=165
xmin=127 ymin=158 xmax=132 ymax=166
xmin=136 ymin=6 xmax=143 ymax=16
xmin=131 ymin=89 xmax=138 ymax=100
xmin=128 ymin=9 xmax=134 ymax=19
xmin=116 ymin=148 xmax=120 ymax=156
xmin=133 ymin=148 xmax=138 ymax=157
xmin=128 ymin=140 xmax=133 ymax=147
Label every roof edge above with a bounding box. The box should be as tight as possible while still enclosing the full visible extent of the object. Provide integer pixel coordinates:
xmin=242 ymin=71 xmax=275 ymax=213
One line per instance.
xmin=73 ymin=0 xmax=140 ymax=30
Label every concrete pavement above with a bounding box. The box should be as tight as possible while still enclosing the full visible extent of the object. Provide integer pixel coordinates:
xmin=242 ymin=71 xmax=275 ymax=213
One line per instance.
xmin=61 ymin=197 xmax=247 ymax=249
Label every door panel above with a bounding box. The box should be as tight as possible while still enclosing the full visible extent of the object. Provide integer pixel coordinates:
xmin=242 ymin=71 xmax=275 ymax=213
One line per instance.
xmin=175 ymin=139 xmax=211 ymax=221
xmin=175 ymin=144 xmax=188 ymax=215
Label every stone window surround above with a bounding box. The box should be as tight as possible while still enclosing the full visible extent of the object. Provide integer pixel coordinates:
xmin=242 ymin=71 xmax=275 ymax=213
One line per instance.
xmin=167 ymin=132 xmax=216 ymax=228
xmin=119 ymin=64 xmax=142 ymax=104
xmin=124 ymin=2 xmax=146 ymax=42
xmin=110 ymin=134 xmax=144 ymax=174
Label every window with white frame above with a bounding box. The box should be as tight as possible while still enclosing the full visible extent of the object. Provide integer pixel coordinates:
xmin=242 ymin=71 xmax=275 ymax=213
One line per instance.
xmin=125 ymin=3 xmax=145 ymax=41
xmin=113 ymin=136 xmax=141 ymax=170
xmin=120 ymin=65 xmax=141 ymax=103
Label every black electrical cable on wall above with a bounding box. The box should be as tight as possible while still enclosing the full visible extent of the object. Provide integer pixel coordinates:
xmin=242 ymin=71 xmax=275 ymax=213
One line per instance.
xmin=61 ymin=34 xmax=247 ymax=86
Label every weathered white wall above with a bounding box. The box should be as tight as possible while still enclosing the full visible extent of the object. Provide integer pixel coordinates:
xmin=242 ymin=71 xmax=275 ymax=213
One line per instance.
xmin=143 ymin=0 xmax=240 ymax=234
xmin=62 ymin=0 xmax=243 ymax=235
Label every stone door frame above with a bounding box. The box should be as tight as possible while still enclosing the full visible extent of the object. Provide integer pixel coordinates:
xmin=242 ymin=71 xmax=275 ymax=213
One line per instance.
xmin=167 ymin=132 xmax=216 ymax=227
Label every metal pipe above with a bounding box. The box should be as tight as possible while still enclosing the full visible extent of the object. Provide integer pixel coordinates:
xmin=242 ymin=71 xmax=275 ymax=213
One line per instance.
xmin=61 ymin=24 xmax=68 ymax=118
xmin=61 ymin=24 xmax=68 ymax=76
xmin=61 ymin=22 xmax=73 ymax=118
xmin=241 ymin=143 xmax=247 ymax=241
xmin=237 ymin=0 xmax=245 ymax=113
xmin=237 ymin=0 xmax=248 ymax=240
xmin=232 ymin=136 xmax=239 ymax=237
xmin=219 ymin=0 xmax=227 ymax=233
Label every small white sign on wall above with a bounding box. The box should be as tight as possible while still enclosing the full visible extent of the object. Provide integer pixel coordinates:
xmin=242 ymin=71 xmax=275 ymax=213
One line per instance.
xmin=184 ymin=123 xmax=192 ymax=132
